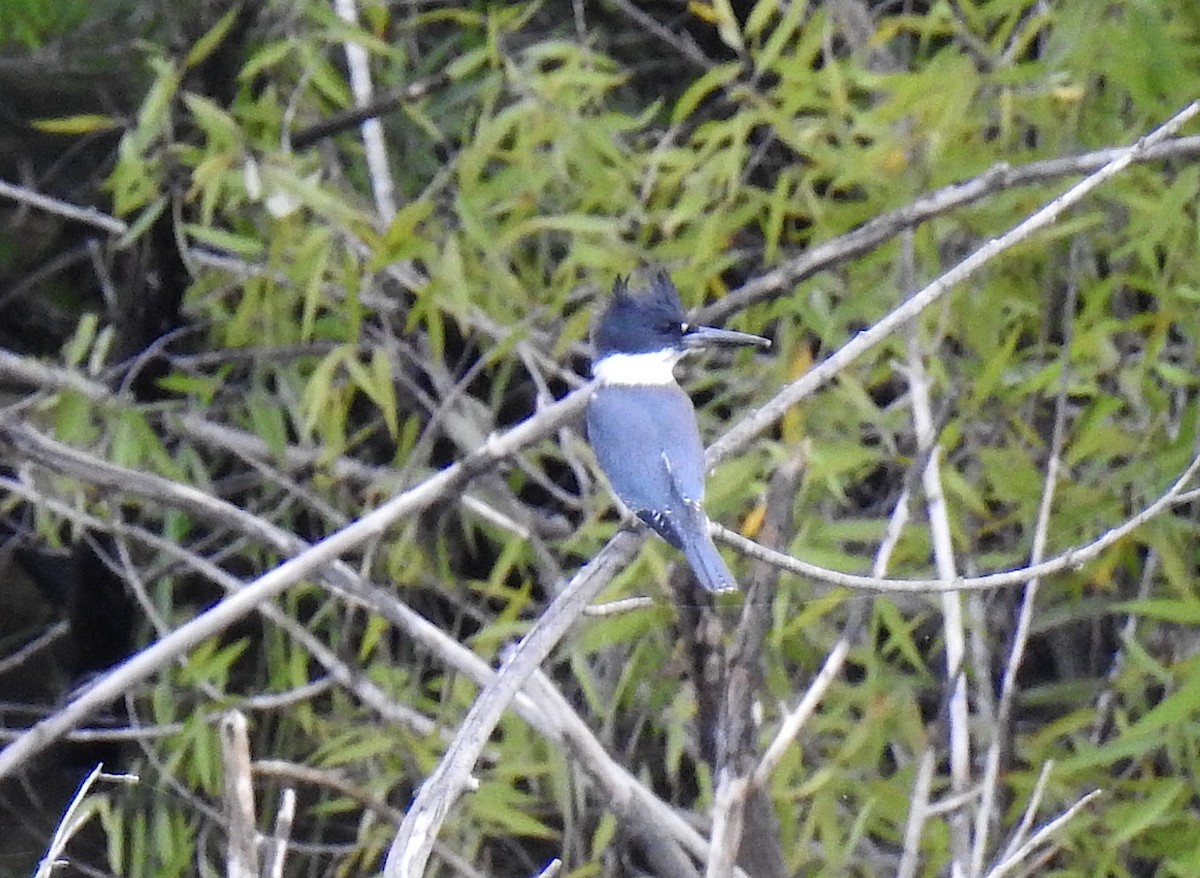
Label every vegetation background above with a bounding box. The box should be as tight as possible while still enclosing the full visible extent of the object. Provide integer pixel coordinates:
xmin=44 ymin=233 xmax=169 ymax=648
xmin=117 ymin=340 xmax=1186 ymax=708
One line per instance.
xmin=2 ymin=1 xmax=1200 ymax=876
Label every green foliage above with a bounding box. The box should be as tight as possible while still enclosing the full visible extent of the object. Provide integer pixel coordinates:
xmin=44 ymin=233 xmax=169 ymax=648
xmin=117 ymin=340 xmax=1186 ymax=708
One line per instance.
xmin=0 ymin=0 xmax=90 ymax=49
xmin=9 ymin=0 xmax=1200 ymax=875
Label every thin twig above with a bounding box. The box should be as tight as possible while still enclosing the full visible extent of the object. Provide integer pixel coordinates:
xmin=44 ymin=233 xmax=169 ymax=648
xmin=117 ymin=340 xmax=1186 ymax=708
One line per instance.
xmin=971 ymin=239 xmax=1079 ymax=876
xmin=333 ymin=0 xmax=397 ymax=221
xmin=897 ymin=749 xmax=937 ymax=878
xmin=711 ymin=445 xmax=1200 ymax=590
xmin=264 ymin=788 xmax=296 ymax=878
xmin=292 ymin=74 xmax=450 ymax=150
xmin=220 ymin=711 xmax=258 ymax=878
xmin=35 ymin=765 xmax=138 ymax=878
xmin=254 ymin=760 xmax=403 ymax=824
xmin=703 ymin=132 xmax=1200 ymax=324
xmin=1002 ymin=760 xmax=1055 ymax=865
xmin=0 ymin=177 xmax=128 ymax=236
xmin=983 ymin=789 xmax=1101 ymax=878
xmin=903 ymin=253 xmax=971 ymax=877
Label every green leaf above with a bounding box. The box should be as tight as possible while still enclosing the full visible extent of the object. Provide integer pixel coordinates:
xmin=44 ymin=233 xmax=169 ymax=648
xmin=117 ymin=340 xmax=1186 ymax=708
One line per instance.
xmin=183 ymin=223 xmax=264 ymax=257
xmin=30 ymin=113 xmax=121 ymax=134
xmin=1116 ymin=598 xmax=1200 ymax=626
xmin=369 ymin=197 xmax=436 ymax=270
xmin=116 ymin=197 xmax=167 ymax=248
xmin=182 ymin=93 xmax=242 ymax=145
xmin=62 ymin=312 xmax=100 ymax=368
xmin=185 ymin=3 xmax=242 ymax=70
xmin=1123 ymin=662 xmax=1200 ymax=739
xmin=248 ymin=397 xmax=289 ymax=464
xmin=1109 ymin=779 xmax=1186 ymax=845
xmin=470 ymin=780 xmax=558 ymax=840
xmin=672 ymin=61 xmax=741 ymax=125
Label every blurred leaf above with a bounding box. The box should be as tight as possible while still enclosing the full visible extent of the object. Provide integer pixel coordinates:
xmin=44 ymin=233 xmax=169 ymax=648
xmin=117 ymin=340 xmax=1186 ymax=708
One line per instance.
xmin=185 ymin=3 xmax=242 ymax=69
xmin=30 ymin=113 xmax=121 ymax=134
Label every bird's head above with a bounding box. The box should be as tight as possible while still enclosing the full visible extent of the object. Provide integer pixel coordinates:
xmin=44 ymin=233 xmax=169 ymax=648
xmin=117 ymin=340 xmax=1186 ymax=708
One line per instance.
xmin=592 ymin=272 xmax=770 ymax=384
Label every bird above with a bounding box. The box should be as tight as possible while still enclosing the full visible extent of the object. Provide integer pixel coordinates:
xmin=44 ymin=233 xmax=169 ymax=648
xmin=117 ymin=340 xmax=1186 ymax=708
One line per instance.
xmin=586 ymin=272 xmax=771 ymax=592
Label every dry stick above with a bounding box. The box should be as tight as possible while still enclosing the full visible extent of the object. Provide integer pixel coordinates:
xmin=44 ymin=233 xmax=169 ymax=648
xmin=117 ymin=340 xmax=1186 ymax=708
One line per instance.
xmin=254 ymin=760 xmax=405 ymax=825
xmin=1001 ymin=759 xmax=1055 ymax=866
xmin=897 ymin=749 xmax=937 ymax=878
xmin=904 ymin=301 xmax=971 ymax=876
xmin=220 ymin=711 xmax=258 ymax=878
xmin=0 ymin=348 xmax=113 ymax=404
xmin=34 ymin=765 xmax=118 ymax=878
xmin=0 ymin=177 xmax=128 ymax=236
xmin=706 ymin=100 xmax=1200 ymax=468
xmin=708 ymin=456 xmax=805 ymax=878
xmin=333 ymin=0 xmax=396 ymax=222
xmin=712 ymin=441 xmax=1200 ymax=593
xmin=706 ymin=776 xmax=749 ymax=878
xmin=983 ymin=790 xmax=1101 ymax=878
xmin=264 ymin=788 xmax=296 ymax=878
xmin=970 ymin=241 xmax=1079 ymax=877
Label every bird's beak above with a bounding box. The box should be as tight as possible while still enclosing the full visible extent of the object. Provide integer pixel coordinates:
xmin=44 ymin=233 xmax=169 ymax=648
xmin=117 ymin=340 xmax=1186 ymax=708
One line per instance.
xmin=681 ymin=324 xmax=772 ymax=350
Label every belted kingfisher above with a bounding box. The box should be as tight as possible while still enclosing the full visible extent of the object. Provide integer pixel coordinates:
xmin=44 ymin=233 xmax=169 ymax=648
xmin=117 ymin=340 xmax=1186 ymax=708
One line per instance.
xmin=587 ymin=272 xmax=771 ymax=592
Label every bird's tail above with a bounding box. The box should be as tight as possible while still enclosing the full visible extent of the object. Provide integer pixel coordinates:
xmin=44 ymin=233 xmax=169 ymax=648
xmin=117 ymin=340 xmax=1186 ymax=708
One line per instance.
xmin=679 ymin=522 xmax=738 ymax=593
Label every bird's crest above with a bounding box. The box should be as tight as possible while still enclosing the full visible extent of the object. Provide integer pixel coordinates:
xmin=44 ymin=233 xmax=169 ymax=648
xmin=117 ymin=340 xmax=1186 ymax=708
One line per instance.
xmin=605 ymin=270 xmax=685 ymax=319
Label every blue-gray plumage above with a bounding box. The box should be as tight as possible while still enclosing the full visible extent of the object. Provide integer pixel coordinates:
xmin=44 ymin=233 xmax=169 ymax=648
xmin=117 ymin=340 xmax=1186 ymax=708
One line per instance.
xmin=586 ymin=273 xmax=770 ymax=593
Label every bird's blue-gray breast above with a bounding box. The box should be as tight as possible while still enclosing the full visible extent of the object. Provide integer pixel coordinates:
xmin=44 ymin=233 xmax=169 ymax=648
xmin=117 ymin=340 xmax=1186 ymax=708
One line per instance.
xmin=586 ymin=382 xmax=706 ymax=549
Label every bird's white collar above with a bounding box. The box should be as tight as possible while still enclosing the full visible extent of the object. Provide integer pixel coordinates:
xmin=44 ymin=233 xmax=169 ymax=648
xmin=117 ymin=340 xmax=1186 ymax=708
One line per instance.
xmin=592 ymin=350 xmax=682 ymax=386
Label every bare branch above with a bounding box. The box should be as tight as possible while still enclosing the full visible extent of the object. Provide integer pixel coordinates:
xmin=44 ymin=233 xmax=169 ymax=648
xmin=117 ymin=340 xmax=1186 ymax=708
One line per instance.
xmin=971 ymin=239 xmax=1080 ymax=876
xmin=983 ymin=789 xmax=1101 ymax=878
xmin=332 ymin=0 xmax=397 ymax=222
xmin=903 ymin=253 xmax=971 ymax=876
xmin=712 ymin=445 xmax=1200 ymax=592
xmin=263 ymin=788 xmax=296 ymax=878
xmin=220 ymin=711 xmax=258 ymax=878
xmin=704 ymin=131 xmax=1200 ymax=324
xmin=897 ymin=749 xmax=937 ymax=878
xmin=0 ymin=176 xmax=128 ymax=237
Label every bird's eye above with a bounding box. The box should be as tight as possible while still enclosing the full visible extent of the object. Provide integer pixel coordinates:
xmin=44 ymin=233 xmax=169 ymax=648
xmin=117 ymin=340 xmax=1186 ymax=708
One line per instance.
xmin=679 ymin=322 xmax=691 ymax=333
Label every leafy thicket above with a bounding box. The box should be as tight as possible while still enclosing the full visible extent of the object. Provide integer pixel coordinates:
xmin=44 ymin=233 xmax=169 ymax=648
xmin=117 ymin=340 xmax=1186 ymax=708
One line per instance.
xmin=3 ymin=1 xmax=1200 ymax=876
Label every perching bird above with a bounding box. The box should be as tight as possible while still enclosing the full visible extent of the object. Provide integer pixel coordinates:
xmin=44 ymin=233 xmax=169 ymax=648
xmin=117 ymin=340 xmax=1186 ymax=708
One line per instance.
xmin=586 ymin=272 xmax=771 ymax=592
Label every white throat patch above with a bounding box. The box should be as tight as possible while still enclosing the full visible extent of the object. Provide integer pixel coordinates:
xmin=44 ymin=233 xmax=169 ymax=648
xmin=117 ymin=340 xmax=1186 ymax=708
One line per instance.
xmin=593 ymin=350 xmax=682 ymax=385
